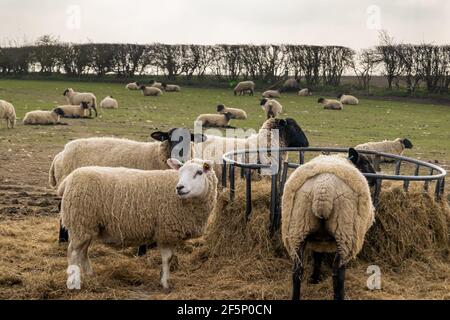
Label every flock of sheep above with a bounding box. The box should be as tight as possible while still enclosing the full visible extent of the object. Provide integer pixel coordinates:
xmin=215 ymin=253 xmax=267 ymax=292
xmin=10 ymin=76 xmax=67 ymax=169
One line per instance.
xmin=0 ymin=78 xmax=415 ymax=300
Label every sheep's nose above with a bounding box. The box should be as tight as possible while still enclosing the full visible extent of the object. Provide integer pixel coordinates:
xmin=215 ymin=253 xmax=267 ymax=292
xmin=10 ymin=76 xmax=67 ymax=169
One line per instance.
xmin=176 ymin=185 xmax=185 ymax=194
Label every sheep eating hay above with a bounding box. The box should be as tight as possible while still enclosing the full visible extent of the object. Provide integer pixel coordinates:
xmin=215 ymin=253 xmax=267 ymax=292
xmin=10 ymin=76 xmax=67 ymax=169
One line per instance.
xmin=59 ymin=158 xmax=218 ymax=291
xmin=281 ymin=149 xmax=375 ymax=300
xmin=0 ymin=100 xmax=16 ymax=129
xmin=63 ymin=88 xmax=98 ymax=117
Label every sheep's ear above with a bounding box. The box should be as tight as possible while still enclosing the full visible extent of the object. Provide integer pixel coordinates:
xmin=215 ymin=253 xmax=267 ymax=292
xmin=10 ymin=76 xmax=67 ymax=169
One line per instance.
xmin=348 ymin=148 xmax=359 ymax=165
xmin=191 ymin=134 xmax=207 ymax=143
xmin=202 ymin=160 xmax=213 ymax=173
xmin=151 ymin=131 xmax=170 ymax=141
xmin=167 ymin=158 xmax=183 ymax=170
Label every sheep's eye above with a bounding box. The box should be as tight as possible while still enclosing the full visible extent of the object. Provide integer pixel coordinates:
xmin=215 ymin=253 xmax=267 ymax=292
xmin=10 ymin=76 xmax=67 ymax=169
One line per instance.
xmin=194 ymin=170 xmax=203 ymax=178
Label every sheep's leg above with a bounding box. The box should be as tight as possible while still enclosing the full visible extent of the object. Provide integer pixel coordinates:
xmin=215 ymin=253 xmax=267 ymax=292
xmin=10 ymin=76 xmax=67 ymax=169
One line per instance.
xmin=291 ymin=242 xmax=306 ymax=300
xmin=136 ymin=245 xmax=147 ymax=257
xmin=332 ymin=253 xmax=346 ymax=300
xmin=79 ymin=237 xmax=93 ymax=275
xmin=58 ymin=201 xmax=69 ymax=243
xmin=309 ymin=251 xmax=323 ymax=284
xmin=160 ymin=247 xmax=173 ymax=291
xmin=92 ymin=106 xmax=98 ymax=118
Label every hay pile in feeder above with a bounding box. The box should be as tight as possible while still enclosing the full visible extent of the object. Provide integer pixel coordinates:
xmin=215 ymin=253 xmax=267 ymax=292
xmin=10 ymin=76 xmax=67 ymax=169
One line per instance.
xmin=206 ymin=178 xmax=450 ymax=267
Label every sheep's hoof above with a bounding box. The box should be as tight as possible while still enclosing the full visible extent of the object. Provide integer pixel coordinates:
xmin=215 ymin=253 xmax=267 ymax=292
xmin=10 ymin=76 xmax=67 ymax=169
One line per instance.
xmin=162 ymin=286 xmax=172 ymax=294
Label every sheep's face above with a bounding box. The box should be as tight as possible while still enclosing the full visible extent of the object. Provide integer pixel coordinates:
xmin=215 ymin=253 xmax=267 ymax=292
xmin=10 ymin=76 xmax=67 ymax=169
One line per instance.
xmin=317 ymin=97 xmax=325 ymax=104
xmin=63 ymin=89 xmax=72 ymax=97
xmin=53 ymin=108 xmax=65 ymax=117
xmin=262 ymin=118 xmax=309 ymax=148
xmin=217 ymin=104 xmax=225 ymax=112
xmin=348 ymin=148 xmax=376 ymax=186
xmin=168 ymin=159 xmax=214 ymax=199
xmin=401 ymin=138 xmax=413 ymax=149
xmin=260 ymin=98 xmax=268 ymax=106
xmin=337 ymin=93 xmax=344 ymax=99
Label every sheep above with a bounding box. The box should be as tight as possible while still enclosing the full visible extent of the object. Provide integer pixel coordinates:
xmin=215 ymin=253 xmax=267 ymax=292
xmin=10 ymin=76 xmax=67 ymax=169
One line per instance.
xmin=140 ymin=85 xmax=163 ymax=96
xmin=193 ymin=117 xmax=309 ymax=180
xmin=234 ymin=81 xmax=255 ymax=96
xmin=162 ymin=83 xmax=181 ymax=92
xmin=298 ymin=88 xmax=312 ymax=96
xmin=63 ymin=88 xmax=98 ymax=117
xmin=281 ymin=148 xmax=376 ymax=300
xmin=59 ymin=158 xmax=218 ymax=291
xmin=355 ymin=138 xmax=413 ymax=168
xmin=283 ymin=78 xmax=300 ymax=91
xmin=23 ymin=108 xmax=66 ymax=125
xmin=49 ymin=128 xmax=207 ymax=244
xmin=0 ymin=100 xmax=16 ymax=129
xmin=262 ymin=89 xmax=281 ymax=98
xmin=57 ymin=102 xmax=90 ymax=118
xmin=100 ymin=96 xmax=118 ymax=109
xmin=260 ymin=98 xmax=283 ymax=119
xmin=126 ymin=82 xmax=141 ymax=90
xmin=318 ymin=98 xmax=343 ymax=110
xmin=216 ymin=104 xmax=247 ymax=120
xmin=338 ymin=94 xmax=359 ymax=105
xmin=149 ymin=80 xmax=164 ymax=90
xmin=196 ymin=113 xmax=234 ymax=128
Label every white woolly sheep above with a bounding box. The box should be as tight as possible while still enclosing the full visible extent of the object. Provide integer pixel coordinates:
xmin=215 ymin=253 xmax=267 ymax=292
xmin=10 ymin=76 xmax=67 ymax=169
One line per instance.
xmin=262 ymin=89 xmax=281 ymax=98
xmin=63 ymin=88 xmax=98 ymax=117
xmin=196 ymin=113 xmax=234 ymax=128
xmin=283 ymin=78 xmax=300 ymax=91
xmin=23 ymin=108 xmax=66 ymax=125
xmin=57 ymin=103 xmax=90 ymax=118
xmin=59 ymin=158 xmax=218 ymax=291
xmin=162 ymin=83 xmax=181 ymax=92
xmin=234 ymin=81 xmax=255 ymax=96
xmin=0 ymin=100 xmax=16 ymax=129
xmin=281 ymin=148 xmax=375 ymax=300
xmin=126 ymin=82 xmax=141 ymax=90
xmin=149 ymin=80 xmax=164 ymax=90
xmin=100 ymin=96 xmax=119 ymax=109
xmin=355 ymin=138 xmax=413 ymax=168
xmin=140 ymin=85 xmax=163 ymax=96
xmin=298 ymin=88 xmax=312 ymax=96
xmin=216 ymin=104 xmax=247 ymax=120
xmin=260 ymin=98 xmax=283 ymax=118
xmin=318 ymin=98 xmax=343 ymax=110
xmin=338 ymin=94 xmax=359 ymax=105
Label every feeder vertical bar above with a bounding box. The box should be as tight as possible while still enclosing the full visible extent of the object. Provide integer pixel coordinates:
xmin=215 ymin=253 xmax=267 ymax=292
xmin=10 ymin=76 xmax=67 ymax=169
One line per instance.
xmin=270 ymin=173 xmax=278 ymax=233
xmin=414 ymin=164 xmax=420 ymax=176
xmin=280 ymin=162 xmax=289 ymax=198
xmin=435 ymin=178 xmax=442 ymax=200
xmin=222 ymin=160 xmax=227 ymax=188
xmin=424 ymin=168 xmax=433 ymax=191
xmin=229 ymin=164 xmax=235 ymax=201
xmin=373 ymin=179 xmax=382 ymax=206
xmin=245 ymin=168 xmax=252 ymax=219
xmin=395 ymin=160 xmax=402 ymax=175
xmin=299 ymin=151 xmax=305 ymax=165
xmin=403 ymin=180 xmax=410 ymax=192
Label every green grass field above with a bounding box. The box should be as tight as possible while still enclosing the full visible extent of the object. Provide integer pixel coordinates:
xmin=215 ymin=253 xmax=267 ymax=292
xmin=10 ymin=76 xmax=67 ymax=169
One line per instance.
xmin=1 ymin=79 xmax=449 ymax=164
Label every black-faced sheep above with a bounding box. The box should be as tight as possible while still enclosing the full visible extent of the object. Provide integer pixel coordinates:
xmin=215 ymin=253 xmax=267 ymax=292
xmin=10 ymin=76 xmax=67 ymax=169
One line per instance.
xmin=318 ymin=98 xmax=343 ymax=110
xmin=100 ymin=96 xmax=118 ymax=109
xmin=355 ymin=138 xmax=413 ymax=167
xmin=63 ymin=88 xmax=98 ymax=117
xmin=260 ymin=98 xmax=283 ymax=118
xmin=57 ymin=102 xmax=90 ymax=118
xmin=234 ymin=81 xmax=255 ymax=96
xmin=262 ymin=89 xmax=281 ymax=99
xmin=126 ymin=82 xmax=141 ymax=90
xmin=338 ymin=94 xmax=359 ymax=105
xmin=0 ymin=100 xmax=16 ymax=129
xmin=23 ymin=108 xmax=66 ymax=125
xmin=59 ymin=158 xmax=218 ymax=291
xmin=216 ymin=104 xmax=247 ymax=120
xmin=282 ymin=148 xmax=376 ymax=300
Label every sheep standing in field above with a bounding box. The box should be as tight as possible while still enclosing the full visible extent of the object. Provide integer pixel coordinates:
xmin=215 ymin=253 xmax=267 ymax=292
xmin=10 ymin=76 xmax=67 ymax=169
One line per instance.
xmin=59 ymin=158 xmax=218 ymax=291
xmin=318 ymin=98 xmax=343 ymax=110
xmin=338 ymin=94 xmax=359 ymax=105
xmin=140 ymin=85 xmax=163 ymax=96
xmin=234 ymin=81 xmax=255 ymax=96
xmin=216 ymin=104 xmax=247 ymax=120
xmin=262 ymin=89 xmax=281 ymax=98
xmin=196 ymin=113 xmax=234 ymax=128
xmin=0 ymin=100 xmax=16 ymax=129
xmin=162 ymin=83 xmax=181 ymax=92
xmin=23 ymin=108 xmax=66 ymax=125
xmin=63 ymin=88 xmax=98 ymax=118
xmin=298 ymin=88 xmax=312 ymax=96
xmin=355 ymin=138 xmax=413 ymax=168
xmin=126 ymin=82 xmax=140 ymax=90
xmin=282 ymin=148 xmax=375 ymax=300
xmin=283 ymin=78 xmax=300 ymax=91
xmin=260 ymin=98 xmax=283 ymax=118
xmin=100 ymin=96 xmax=118 ymax=109
xmin=57 ymin=102 xmax=90 ymax=118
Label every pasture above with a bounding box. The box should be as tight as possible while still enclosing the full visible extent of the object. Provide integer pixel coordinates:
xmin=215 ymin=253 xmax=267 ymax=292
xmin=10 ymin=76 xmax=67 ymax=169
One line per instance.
xmin=0 ymin=79 xmax=449 ymax=300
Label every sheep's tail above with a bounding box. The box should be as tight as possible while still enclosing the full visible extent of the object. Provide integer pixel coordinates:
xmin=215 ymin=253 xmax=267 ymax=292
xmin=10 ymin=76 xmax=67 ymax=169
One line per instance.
xmin=49 ymin=156 xmax=58 ymax=188
xmin=311 ymin=183 xmax=334 ymax=220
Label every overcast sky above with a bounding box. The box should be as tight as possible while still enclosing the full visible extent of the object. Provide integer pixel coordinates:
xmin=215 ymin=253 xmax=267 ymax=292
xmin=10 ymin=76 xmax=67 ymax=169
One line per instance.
xmin=0 ymin=0 xmax=449 ymax=48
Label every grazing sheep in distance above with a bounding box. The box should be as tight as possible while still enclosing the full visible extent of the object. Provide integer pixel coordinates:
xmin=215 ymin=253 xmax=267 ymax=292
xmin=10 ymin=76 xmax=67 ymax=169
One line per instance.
xmin=298 ymin=88 xmax=312 ymax=96
xmin=126 ymin=82 xmax=141 ymax=90
xmin=63 ymin=88 xmax=98 ymax=117
xmin=149 ymin=80 xmax=164 ymax=90
xmin=260 ymin=98 xmax=283 ymax=118
xmin=196 ymin=113 xmax=234 ymax=128
xmin=162 ymin=83 xmax=181 ymax=92
xmin=282 ymin=78 xmax=300 ymax=91
xmin=318 ymin=98 xmax=343 ymax=110
xmin=100 ymin=96 xmax=118 ymax=109
xmin=23 ymin=108 xmax=66 ymax=125
xmin=282 ymin=148 xmax=375 ymax=300
xmin=0 ymin=100 xmax=16 ymax=129
xmin=57 ymin=102 xmax=90 ymax=118
xmin=59 ymin=158 xmax=218 ymax=291
xmin=338 ymin=94 xmax=359 ymax=105
xmin=140 ymin=85 xmax=163 ymax=96
xmin=355 ymin=138 xmax=413 ymax=167
xmin=262 ymin=89 xmax=281 ymax=98
xmin=234 ymin=81 xmax=255 ymax=96
xmin=216 ymin=104 xmax=247 ymax=120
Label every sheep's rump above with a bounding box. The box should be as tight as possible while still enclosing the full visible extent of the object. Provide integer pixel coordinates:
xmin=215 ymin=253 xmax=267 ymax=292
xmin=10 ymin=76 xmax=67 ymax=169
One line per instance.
xmin=281 ymin=155 xmax=374 ymax=265
xmin=0 ymin=100 xmax=16 ymax=126
xmin=59 ymin=167 xmax=214 ymax=246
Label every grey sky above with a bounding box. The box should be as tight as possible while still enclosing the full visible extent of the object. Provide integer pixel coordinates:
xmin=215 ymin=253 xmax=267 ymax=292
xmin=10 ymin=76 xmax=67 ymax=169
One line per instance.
xmin=0 ymin=0 xmax=449 ymax=48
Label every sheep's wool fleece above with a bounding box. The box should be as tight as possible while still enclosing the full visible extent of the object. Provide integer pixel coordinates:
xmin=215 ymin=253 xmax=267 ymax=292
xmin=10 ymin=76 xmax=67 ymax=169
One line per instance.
xmin=355 ymin=138 xmax=404 ymax=156
xmin=218 ymin=107 xmax=247 ymax=120
xmin=196 ymin=114 xmax=229 ymax=127
xmin=23 ymin=110 xmax=59 ymax=124
xmin=59 ymin=164 xmax=218 ymax=246
xmin=340 ymin=95 xmax=359 ymax=105
xmin=281 ymin=155 xmax=374 ymax=266
xmin=0 ymin=100 xmax=16 ymax=122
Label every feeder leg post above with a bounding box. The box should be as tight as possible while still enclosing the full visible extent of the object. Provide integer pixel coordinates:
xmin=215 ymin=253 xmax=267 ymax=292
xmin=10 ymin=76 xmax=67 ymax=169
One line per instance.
xmin=229 ymin=164 xmax=235 ymax=201
xmin=292 ymin=242 xmax=306 ymax=300
xmin=332 ymin=253 xmax=346 ymax=301
xmin=245 ymin=168 xmax=252 ymax=219
xmin=269 ymin=173 xmax=278 ymax=233
xmin=222 ymin=161 xmax=227 ymax=188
